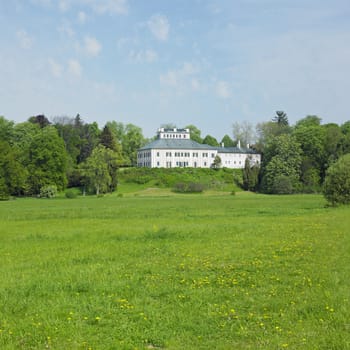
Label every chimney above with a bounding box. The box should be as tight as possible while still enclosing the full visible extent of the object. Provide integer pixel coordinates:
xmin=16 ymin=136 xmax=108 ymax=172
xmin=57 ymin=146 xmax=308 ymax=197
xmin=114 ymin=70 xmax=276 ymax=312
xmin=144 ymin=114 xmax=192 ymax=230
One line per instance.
xmin=221 ymin=142 xmax=224 ymax=148
xmin=247 ymin=143 xmax=250 ymax=149
xmin=238 ymin=140 xmax=241 ymax=148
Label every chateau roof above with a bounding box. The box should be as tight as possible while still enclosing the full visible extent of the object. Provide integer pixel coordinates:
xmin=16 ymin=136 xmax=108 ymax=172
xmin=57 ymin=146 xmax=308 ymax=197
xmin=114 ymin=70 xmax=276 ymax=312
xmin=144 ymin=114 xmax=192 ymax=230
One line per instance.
xmin=139 ymin=138 xmax=216 ymax=150
xmin=139 ymin=138 xmax=259 ymax=154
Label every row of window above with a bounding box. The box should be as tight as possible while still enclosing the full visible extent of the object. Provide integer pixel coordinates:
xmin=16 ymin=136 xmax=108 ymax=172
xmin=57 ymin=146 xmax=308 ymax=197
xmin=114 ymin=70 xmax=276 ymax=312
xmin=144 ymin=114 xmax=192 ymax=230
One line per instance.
xmin=138 ymin=152 xmax=151 ymax=158
xmin=161 ymin=134 xmax=188 ymax=139
xmin=158 ymin=152 xmax=215 ymax=158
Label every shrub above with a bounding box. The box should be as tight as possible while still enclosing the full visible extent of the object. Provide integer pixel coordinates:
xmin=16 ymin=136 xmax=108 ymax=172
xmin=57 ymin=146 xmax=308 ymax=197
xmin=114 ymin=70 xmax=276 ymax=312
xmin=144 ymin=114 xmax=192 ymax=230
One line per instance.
xmin=65 ymin=189 xmax=78 ymax=199
xmin=39 ymin=185 xmax=57 ymax=198
xmin=323 ymin=154 xmax=350 ymax=206
xmin=173 ymin=182 xmax=204 ymax=193
xmin=271 ymin=175 xmax=293 ymax=194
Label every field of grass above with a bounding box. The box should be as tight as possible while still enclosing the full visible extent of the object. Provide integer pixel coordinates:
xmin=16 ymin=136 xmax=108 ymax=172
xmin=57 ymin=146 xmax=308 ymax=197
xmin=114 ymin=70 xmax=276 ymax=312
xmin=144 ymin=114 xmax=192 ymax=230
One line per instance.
xmin=0 ymin=192 xmax=349 ymax=349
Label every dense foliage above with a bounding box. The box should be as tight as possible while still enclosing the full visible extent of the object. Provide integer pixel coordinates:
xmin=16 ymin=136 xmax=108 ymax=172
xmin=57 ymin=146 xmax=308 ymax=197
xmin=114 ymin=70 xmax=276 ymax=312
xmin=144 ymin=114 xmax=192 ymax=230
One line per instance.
xmin=323 ymin=153 xmax=350 ymax=205
xmin=1 ymin=112 xmax=350 ymax=198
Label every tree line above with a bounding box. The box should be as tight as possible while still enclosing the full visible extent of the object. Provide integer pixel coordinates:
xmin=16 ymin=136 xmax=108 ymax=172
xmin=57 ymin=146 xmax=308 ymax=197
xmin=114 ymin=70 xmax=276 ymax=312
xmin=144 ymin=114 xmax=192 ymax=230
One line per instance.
xmin=0 ymin=114 xmax=146 ymax=198
xmin=1 ymin=112 xmax=350 ymax=201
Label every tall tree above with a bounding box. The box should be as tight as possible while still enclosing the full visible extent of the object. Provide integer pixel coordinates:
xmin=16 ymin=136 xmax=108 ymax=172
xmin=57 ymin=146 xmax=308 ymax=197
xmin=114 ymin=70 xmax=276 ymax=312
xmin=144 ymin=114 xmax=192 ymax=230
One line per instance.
xmin=122 ymin=124 xmax=145 ymax=166
xmin=243 ymin=157 xmax=259 ymax=192
xmin=232 ymin=121 xmax=255 ymax=147
xmin=0 ymin=141 xmax=28 ymax=198
xmin=80 ymin=145 xmax=119 ymax=195
xmin=293 ymin=122 xmax=325 ymax=190
xmin=100 ymin=124 xmax=118 ymax=151
xmin=272 ymin=111 xmax=289 ymax=126
xmin=260 ymin=134 xmax=302 ymax=194
xmin=27 ymin=126 xmax=68 ymax=194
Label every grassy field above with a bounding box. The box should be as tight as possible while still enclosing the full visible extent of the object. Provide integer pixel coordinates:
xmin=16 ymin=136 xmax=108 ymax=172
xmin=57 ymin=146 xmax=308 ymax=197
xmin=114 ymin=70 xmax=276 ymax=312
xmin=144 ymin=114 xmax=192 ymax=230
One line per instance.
xmin=0 ymin=192 xmax=349 ymax=349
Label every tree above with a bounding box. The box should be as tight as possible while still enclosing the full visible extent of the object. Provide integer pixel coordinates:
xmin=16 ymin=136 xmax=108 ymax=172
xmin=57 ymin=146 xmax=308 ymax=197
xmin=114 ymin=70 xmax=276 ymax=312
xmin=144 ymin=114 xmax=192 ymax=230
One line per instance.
xmin=202 ymin=134 xmax=219 ymax=147
xmin=212 ymin=155 xmax=222 ymax=169
xmin=272 ymin=111 xmax=289 ymax=126
xmin=232 ymin=121 xmax=255 ymax=147
xmin=293 ymin=122 xmax=325 ymax=190
xmin=260 ymin=134 xmax=302 ymax=194
xmin=185 ymin=124 xmax=202 ymax=143
xmin=242 ymin=157 xmax=259 ymax=191
xmin=323 ymin=153 xmax=350 ymax=206
xmin=27 ymin=126 xmax=68 ymax=194
xmin=80 ymin=145 xmax=119 ymax=195
xmin=100 ymin=124 xmax=118 ymax=151
xmin=28 ymin=114 xmax=51 ymax=128
xmin=220 ymin=134 xmax=235 ymax=147
xmin=295 ymin=115 xmax=322 ymax=128
xmin=0 ymin=116 xmax=14 ymax=142
xmin=122 ymin=124 xmax=145 ymax=166
xmin=0 ymin=141 xmax=28 ymax=199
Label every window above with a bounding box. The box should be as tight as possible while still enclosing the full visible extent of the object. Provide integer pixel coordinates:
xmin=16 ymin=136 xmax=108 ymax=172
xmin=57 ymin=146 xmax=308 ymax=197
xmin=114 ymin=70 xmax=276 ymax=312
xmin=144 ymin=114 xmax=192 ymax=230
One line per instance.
xmin=211 ymin=153 xmax=215 ymax=158
xmin=157 ymin=161 xmax=160 ymax=166
xmin=157 ymin=152 xmax=160 ymax=157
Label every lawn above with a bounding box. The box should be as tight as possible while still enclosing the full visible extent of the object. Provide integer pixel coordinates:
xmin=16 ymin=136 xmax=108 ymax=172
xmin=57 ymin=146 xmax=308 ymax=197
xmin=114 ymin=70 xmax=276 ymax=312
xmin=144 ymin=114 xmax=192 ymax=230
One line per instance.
xmin=0 ymin=193 xmax=349 ymax=349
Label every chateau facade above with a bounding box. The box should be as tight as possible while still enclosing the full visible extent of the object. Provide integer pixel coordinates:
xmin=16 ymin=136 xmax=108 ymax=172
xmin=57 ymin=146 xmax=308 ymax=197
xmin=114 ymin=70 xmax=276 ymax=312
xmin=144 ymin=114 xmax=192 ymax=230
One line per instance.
xmin=137 ymin=128 xmax=261 ymax=169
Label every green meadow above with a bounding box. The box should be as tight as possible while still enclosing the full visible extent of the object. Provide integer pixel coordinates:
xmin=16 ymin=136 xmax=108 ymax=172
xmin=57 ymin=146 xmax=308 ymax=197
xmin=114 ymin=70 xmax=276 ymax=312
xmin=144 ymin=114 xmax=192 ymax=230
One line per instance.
xmin=0 ymin=192 xmax=349 ymax=349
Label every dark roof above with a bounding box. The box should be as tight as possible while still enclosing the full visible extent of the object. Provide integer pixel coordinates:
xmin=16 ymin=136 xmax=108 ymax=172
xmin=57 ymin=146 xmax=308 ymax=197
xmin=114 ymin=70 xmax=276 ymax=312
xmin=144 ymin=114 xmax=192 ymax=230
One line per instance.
xmin=216 ymin=147 xmax=259 ymax=154
xmin=139 ymin=138 xmax=217 ymax=150
xmin=139 ymin=138 xmax=260 ymax=154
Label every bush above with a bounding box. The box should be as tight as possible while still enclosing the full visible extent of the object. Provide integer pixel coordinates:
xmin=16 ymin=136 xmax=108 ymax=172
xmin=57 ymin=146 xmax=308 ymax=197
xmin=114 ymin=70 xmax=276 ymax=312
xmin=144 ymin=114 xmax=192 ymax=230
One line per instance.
xmin=271 ymin=175 xmax=293 ymax=194
xmin=323 ymin=154 xmax=350 ymax=206
xmin=173 ymin=182 xmax=204 ymax=193
xmin=39 ymin=185 xmax=57 ymax=198
xmin=65 ymin=189 xmax=78 ymax=199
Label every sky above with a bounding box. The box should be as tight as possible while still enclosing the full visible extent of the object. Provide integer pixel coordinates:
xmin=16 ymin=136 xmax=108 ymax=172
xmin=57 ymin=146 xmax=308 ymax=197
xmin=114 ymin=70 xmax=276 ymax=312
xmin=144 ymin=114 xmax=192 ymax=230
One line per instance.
xmin=1 ymin=0 xmax=350 ymax=140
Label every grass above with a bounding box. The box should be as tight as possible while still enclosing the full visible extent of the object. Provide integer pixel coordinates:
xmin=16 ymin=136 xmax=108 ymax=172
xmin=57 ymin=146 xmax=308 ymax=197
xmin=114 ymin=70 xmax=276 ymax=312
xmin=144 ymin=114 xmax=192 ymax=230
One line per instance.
xmin=0 ymin=192 xmax=349 ymax=349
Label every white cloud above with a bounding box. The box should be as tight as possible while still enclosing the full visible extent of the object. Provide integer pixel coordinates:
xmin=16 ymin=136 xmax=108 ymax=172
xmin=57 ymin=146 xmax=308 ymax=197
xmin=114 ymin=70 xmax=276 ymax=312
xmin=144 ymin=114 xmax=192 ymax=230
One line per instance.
xmin=48 ymin=58 xmax=64 ymax=78
xmin=129 ymin=49 xmax=158 ymax=63
xmin=84 ymin=36 xmax=102 ymax=56
xmin=160 ymin=71 xmax=178 ymax=87
xmin=58 ymin=21 xmax=75 ymax=37
xmin=78 ymin=11 xmax=87 ymax=24
xmin=148 ymin=14 xmax=170 ymax=41
xmin=68 ymin=59 xmax=82 ymax=78
xmin=16 ymin=30 xmax=34 ymax=49
xmin=160 ymin=62 xmax=202 ymax=92
xmin=216 ymin=81 xmax=231 ymax=99
xmin=58 ymin=0 xmax=70 ymax=11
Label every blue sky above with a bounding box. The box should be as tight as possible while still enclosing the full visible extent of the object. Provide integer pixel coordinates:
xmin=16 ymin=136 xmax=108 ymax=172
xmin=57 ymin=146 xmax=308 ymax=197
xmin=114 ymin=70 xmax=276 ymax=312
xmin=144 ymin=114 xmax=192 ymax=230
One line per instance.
xmin=1 ymin=0 xmax=350 ymax=139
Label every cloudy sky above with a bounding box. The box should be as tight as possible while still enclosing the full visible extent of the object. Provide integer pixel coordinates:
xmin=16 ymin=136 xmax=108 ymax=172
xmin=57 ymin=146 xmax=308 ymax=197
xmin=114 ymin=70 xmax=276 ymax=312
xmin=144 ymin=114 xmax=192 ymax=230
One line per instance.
xmin=1 ymin=0 xmax=350 ymax=139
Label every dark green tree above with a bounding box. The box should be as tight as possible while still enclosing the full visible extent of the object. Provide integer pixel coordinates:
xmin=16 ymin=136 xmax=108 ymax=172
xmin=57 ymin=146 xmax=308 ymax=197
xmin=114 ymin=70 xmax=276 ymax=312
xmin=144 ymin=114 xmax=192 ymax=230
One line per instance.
xmin=260 ymin=134 xmax=302 ymax=194
xmin=28 ymin=114 xmax=51 ymax=128
xmin=0 ymin=141 xmax=28 ymax=199
xmin=27 ymin=127 xmax=68 ymax=194
xmin=323 ymin=153 xmax=350 ymax=206
xmin=242 ymin=157 xmax=260 ymax=191
xmin=272 ymin=111 xmax=289 ymax=126
xmin=0 ymin=116 xmax=15 ymax=142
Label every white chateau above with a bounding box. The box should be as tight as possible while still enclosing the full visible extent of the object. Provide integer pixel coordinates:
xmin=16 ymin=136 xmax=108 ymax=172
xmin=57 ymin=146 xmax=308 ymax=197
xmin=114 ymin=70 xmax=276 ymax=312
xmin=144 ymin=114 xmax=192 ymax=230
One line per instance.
xmin=137 ymin=128 xmax=261 ymax=169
